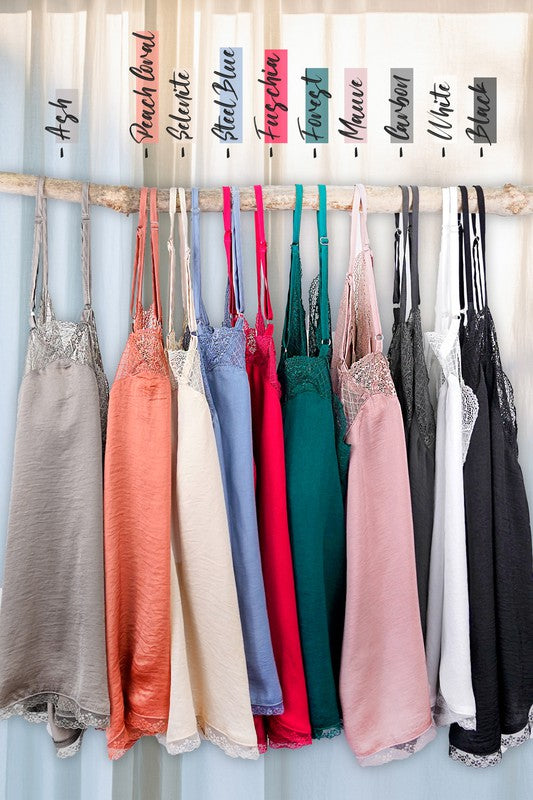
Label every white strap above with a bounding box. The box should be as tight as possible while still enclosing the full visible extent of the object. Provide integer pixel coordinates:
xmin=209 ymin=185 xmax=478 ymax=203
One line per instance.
xmin=177 ymin=188 xmax=195 ymax=334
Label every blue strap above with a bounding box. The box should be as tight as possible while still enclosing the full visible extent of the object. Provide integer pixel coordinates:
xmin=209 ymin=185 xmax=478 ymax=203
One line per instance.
xmin=190 ymin=187 xmax=210 ymax=326
xmin=230 ymin=186 xmax=245 ymax=317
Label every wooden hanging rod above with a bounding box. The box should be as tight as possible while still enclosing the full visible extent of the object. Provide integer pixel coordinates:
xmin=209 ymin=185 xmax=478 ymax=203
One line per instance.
xmin=0 ymin=172 xmax=532 ymax=216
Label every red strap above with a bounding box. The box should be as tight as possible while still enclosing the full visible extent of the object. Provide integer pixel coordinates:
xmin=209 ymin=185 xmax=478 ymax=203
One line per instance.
xmin=150 ymin=188 xmax=161 ymax=322
xmin=222 ymin=186 xmax=236 ymax=323
xmin=253 ymin=185 xmax=273 ymax=323
xmin=130 ymin=187 xmax=148 ymax=319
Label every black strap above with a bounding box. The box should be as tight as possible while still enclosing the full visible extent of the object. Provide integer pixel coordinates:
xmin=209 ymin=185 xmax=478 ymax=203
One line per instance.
xmin=472 ymin=185 xmax=487 ymax=308
xmin=393 ymin=185 xmax=409 ymax=325
xmin=393 ymin=185 xmax=420 ymax=325
xmin=459 ymin=185 xmax=475 ymax=320
xmin=409 ymin=185 xmax=421 ymax=312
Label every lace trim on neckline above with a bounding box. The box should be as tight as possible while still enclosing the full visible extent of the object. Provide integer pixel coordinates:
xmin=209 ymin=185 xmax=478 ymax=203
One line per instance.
xmin=25 ymin=309 xmax=109 ymax=439
xmin=339 ymin=352 xmax=397 ymax=430
xmin=449 ymin=704 xmax=533 ymax=768
xmin=357 ymin=722 xmax=436 ymax=767
xmin=388 ymin=309 xmax=436 ymax=451
xmin=426 ymin=330 xmax=479 ymax=463
xmin=197 ymin=321 xmax=247 ymax=373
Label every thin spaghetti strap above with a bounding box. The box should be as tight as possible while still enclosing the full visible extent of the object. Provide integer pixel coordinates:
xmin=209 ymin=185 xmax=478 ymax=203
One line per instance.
xmin=167 ymin=187 xmax=177 ymax=336
xmin=190 ymin=188 xmax=210 ymax=327
xmin=253 ymin=185 xmax=273 ymax=324
xmin=472 ymin=185 xmax=487 ymax=308
xmin=230 ymin=186 xmax=245 ymax=318
xmin=357 ymin=182 xmax=383 ymax=354
xmin=29 ymin=177 xmax=48 ymax=328
xmin=177 ymin=187 xmax=196 ymax=335
xmin=130 ymin=187 xmax=148 ymax=322
xmin=394 ymin=185 xmax=410 ymax=326
xmin=435 ymin=187 xmax=450 ymax=330
xmin=222 ymin=186 xmax=236 ymax=323
xmin=357 ymin=183 xmax=370 ymax=248
xmin=149 ymin=188 xmax=162 ymax=323
xmin=409 ymin=185 xmax=421 ymax=312
xmin=349 ymin=185 xmax=362 ymax=264
xmin=281 ymin=184 xmax=305 ymax=357
xmin=459 ymin=186 xmax=474 ymax=321
xmin=338 ymin=186 xmax=361 ymax=370
xmin=293 ymin=184 xmax=303 ymax=244
xmin=80 ymin=183 xmax=92 ymax=311
xmin=448 ymin=186 xmax=462 ymax=322
xmin=317 ymin=184 xmax=330 ymax=358
xmin=469 ymin=201 xmax=483 ymax=314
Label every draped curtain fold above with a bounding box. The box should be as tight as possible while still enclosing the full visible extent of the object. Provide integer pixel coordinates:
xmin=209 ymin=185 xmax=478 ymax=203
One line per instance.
xmin=0 ymin=2 xmax=532 ymax=798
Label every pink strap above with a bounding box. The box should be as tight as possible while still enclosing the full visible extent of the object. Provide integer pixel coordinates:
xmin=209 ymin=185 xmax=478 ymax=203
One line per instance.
xmin=356 ymin=183 xmax=382 ymax=354
xmin=253 ymin=185 xmax=273 ymax=323
xmin=222 ymin=186 xmax=236 ymax=323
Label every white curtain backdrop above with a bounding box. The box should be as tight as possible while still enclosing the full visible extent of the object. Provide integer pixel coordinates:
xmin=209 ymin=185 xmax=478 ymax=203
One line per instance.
xmin=0 ymin=1 xmax=532 ymax=798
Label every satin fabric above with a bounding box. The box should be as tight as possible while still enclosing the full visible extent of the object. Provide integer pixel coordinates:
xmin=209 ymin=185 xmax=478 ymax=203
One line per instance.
xmin=103 ymin=188 xmax=171 ymax=759
xmin=387 ymin=186 xmax=435 ymax=638
xmin=278 ymin=185 xmax=349 ymax=740
xmin=333 ymin=184 xmax=434 ymax=766
xmin=449 ymin=186 xmax=533 ymax=766
xmin=425 ymin=188 xmax=477 ymax=730
xmin=161 ymin=188 xmax=258 ymax=759
xmin=0 ymin=180 xmax=109 ymax=758
xmin=190 ymin=187 xmax=282 ymax=716
xmin=243 ymin=187 xmax=312 ymax=752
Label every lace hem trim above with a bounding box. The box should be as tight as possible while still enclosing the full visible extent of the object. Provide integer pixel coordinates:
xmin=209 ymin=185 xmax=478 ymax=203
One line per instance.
xmin=0 ymin=692 xmax=109 ymax=730
xmin=156 ymin=731 xmax=201 ymax=755
xmin=432 ymin=693 xmax=476 ymax=730
xmin=357 ymin=723 xmax=436 ymax=767
xmin=46 ymin=722 xmax=84 ymax=759
xmin=200 ymin=723 xmax=259 ymax=759
xmin=449 ymin=704 xmax=533 ymax=768
xmin=55 ymin=735 xmax=83 ymax=759
xmin=107 ymin=715 xmax=168 ymax=760
xmin=158 ymin=720 xmax=259 ymax=760
xmin=268 ymin=734 xmax=313 ymax=750
xmin=449 ymin=745 xmax=502 ymax=768
xmin=313 ymin=723 xmax=343 ymax=740
xmin=252 ymin=701 xmax=284 ymax=716
xmin=46 ymin=725 xmax=83 ymax=758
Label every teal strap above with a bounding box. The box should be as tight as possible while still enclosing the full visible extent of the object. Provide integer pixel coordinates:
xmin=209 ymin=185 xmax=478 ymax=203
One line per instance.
xmin=317 ymin=184 xmax=330 ymax=356
xmin=281 ymin=184 xmax=305 ymax=356
xmin=292 ymin=184 xmax=303 ymax=244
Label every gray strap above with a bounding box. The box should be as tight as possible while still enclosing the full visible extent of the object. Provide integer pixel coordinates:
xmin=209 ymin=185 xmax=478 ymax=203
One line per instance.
xmin=29 ymin=177 xmax=48 ymax=328
xmin=81 ymin=183 xmax=91 ymax=309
